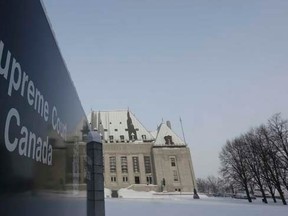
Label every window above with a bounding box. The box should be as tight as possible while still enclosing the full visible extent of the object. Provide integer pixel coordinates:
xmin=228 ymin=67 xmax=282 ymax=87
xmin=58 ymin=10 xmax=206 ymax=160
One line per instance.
xmin=123 ymin=176 xmax=128 ymax=182
xmin=114 ymin=129 xmax=118 ymax=132
xmin=109 ymin=135 xmax=114 ymax=143
xmin=146 ymin=176 xmax=153 ymax=184
xmin=170 ymin=157 xmax=176 ymax=167
xmin=131 ymin=133 xmax=136 ymax=140
xmin=164 ymin=135 xmax=174 ymax=145
xmin=173 ymin=170 xmax=179 ymax=182
xmin=134 ymin=176 xmax=140 ymax=184
xmin=142 ymin=135 xmax=147 ymax=141
xmin=132 ymin=156 xmax=140 ymax=173
xmin=121 ymin=156 xmax=128 ymax=173
xmin=104 ymin=129 xmax=108 ymax=132
xmin=120 ymin=135 xmax=125 ymax=142
xmin=111 ymin=176 xmax=117 ymax=182
xmin=144 ymin=156 xmax=151 ymax=174
xmin=109 ymin=156 xmax=116 ymax=173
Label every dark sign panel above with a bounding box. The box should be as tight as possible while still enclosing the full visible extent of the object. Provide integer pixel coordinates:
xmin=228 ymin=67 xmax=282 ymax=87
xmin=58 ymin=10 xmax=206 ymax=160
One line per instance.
xmin=0 ymin=0 xmax=91 ymax=215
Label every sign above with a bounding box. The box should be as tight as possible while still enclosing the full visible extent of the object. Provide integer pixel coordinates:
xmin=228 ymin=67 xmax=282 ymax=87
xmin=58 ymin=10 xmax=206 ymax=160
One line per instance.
xmin=0 ymin=0 xmax=92 ymax=215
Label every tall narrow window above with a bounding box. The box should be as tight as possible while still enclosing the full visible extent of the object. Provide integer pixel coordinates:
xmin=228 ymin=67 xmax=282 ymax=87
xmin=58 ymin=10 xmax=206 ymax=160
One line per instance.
xmin=109 ymin=135 xmax=114 ymax=143
xmin=170 ymin=157 xmax=176 ymax=167
xmin=173 ymin=170 xmax=179 ymax=182
xmin=132 ymin=156 xmax=140 ymax=173
xmin=120 ymin=135 xmax=125 ymax=142
xmin=109 ymin=156 xmax=116 ymax=173
xmin=123 ymin=176 xmax=128 ymax=182
xmin=121 ymin=156 xmax=128 ymax=173
xmin=146 ymin=176 xmax=153 ymax=184
xmin=111 ymin=176 xmax=117 ymax=182
xmin=144 ymin=156 xmax=151 ymax=174
xmin=142 ymin=135 xmax=147 ymax=141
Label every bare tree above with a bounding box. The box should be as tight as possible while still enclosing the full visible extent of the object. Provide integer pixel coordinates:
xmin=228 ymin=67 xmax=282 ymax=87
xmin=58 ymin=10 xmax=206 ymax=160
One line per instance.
xmin=257 ymin=125 xmax=287 ymax=205
xmin=196 ymin=176 xmax=232 ymax=195
xmin=267 ymin=114 xmax=288 ymax=191
xmin=219 ymin=114 xmax=288 ymax=205
xmin=244 ymin=130 xmax=268 ymax=203
xmin=196 ymin=178 xmax=208 ymax=193
xmin=219 ymin=138 xmax=253 ymax=202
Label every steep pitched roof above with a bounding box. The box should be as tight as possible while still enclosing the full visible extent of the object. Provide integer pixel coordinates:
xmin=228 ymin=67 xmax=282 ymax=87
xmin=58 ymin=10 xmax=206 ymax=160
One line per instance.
xmin=150 ymin=130 xmax=158 ymax=139
xmin=90 ymin=110 xmax=154 ymax=143
xmin=154 ymin=123 xmax=186 ymax=146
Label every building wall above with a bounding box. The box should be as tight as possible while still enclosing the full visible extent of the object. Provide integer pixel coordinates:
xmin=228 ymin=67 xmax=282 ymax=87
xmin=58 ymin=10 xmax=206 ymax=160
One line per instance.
xmin=152 ymin=147 xmax=196 ymax=192
xmin=103 ymin=143 xmax=154 ymax=190
xmin=102 ymin=142 xmax=196 ymax=192
xmin=89 ymin=110 xmax=197 ymax=193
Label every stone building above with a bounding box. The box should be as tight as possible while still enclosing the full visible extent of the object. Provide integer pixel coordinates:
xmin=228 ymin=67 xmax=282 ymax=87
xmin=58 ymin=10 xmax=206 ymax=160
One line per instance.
xmin=90 ymin=110 xmax=197 ymax=193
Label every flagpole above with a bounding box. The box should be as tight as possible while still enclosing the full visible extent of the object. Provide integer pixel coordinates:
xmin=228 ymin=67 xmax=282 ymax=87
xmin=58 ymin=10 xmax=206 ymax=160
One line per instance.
xmin=180 ymin=117 xmax=187 ymax=145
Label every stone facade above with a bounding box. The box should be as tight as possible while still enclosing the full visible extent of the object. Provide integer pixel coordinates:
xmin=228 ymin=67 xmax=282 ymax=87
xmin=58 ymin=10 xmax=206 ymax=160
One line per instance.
xmin=103 ymin=143 xmax=153 ymax=190
xmin=152 ymin=147 xmax=196 ymax=192
xmin=90 ymin=110 xmax=197 ymax=193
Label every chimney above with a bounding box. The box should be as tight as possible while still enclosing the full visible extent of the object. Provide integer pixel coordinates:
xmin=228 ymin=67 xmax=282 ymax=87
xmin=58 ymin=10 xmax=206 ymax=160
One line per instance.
xmin=166 ymin=121 xmax=171 ymax=129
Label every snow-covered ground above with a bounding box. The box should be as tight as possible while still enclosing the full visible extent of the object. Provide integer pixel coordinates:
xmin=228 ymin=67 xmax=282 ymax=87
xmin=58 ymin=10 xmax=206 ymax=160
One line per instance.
xmin=105 ymin=197 xmax=287 ymax=216
xmin=104 ymin=188 xmax=287 ymax=216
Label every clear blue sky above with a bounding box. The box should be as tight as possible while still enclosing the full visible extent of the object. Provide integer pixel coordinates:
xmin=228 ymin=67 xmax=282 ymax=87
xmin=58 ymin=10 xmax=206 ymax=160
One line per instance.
xmin=42 ymin=0 xmax=288 ymax=178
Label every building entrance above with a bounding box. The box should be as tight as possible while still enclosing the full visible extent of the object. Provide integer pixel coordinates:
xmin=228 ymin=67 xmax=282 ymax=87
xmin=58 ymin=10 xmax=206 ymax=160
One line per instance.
xmin=134 ymin=176 xmax=140 ymax=184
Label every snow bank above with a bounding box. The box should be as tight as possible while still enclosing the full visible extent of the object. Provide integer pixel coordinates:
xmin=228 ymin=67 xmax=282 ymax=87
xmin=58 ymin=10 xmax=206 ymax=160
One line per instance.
xmin=105 ymin=188 xmax=112 ymax=198
xmin=118 ymin=188 xmax=156 ymax=199
xmin=198 ymin=193 xmax=209 ymax=199
xmin=117 ymin=188 xmax=208 ymax=200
